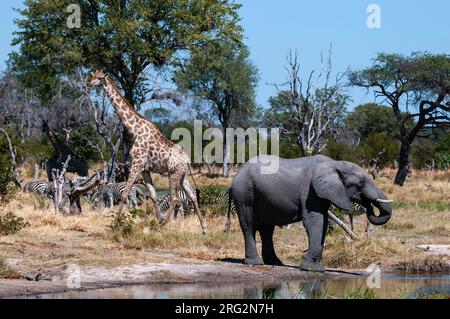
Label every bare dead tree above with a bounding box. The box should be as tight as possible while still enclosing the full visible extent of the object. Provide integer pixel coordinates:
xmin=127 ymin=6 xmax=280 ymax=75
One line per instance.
xmin=0 ymin=128 xmax=21 ymax=187
xmin=65 ymin=170 xmax=104 ymax=214
xmin=51 ymin=155 xmax=71 ymax=214
xmin=368 ymin=148 xmax=385 ymax=180
xmin=268 ymin=48 xmax=349 ymax=155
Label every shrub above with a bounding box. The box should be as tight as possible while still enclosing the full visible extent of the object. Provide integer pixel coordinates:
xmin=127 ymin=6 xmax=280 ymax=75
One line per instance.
xmin=108 ymin=211 xmax=135 ymax=237
xmin=323 ymin=141 xmax=356 ymax=162
xmin=358 ymin=133 xmax=399 ymax=167
xmin=0 ymin=212 xmax=30 ymax=236
xmin=0 ymin=155 xmax=15 ymax=203
xmin=199 ymin=184 xmax=229 ymax=215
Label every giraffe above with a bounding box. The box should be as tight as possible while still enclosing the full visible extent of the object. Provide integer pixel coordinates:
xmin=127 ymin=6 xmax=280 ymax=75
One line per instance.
xmin=88 ymin=70 xmax=207 ymax=234
xmin=42 ymin=121 xmax=88 ymax=181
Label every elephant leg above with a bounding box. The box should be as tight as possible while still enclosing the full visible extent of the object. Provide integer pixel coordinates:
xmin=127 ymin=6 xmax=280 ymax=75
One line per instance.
xmin=260 ymin=224 xmax=283 ymax=266
xmin=238 ymin=205 xmax=262 ymax=265
xmin=300 ymin=210 xmax=328 ymax=272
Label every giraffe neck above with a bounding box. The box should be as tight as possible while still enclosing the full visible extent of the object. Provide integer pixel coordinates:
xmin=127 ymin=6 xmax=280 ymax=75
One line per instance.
xmin=102 ymin=77 xmax=147 ymax=136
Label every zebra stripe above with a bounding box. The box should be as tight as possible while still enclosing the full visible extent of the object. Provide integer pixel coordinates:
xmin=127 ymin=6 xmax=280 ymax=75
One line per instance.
xmin=92 ymin=182 xmax=141 ymax=208
xmin=158 ymin=190 xmax=191 ymax=215
xmin=23 ymin=181 xmax=51 ymax=198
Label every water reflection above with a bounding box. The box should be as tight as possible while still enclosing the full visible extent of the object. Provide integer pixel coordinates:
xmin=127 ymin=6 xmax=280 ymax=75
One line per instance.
xmin=22 ymin=273 xmax=450 ymax=299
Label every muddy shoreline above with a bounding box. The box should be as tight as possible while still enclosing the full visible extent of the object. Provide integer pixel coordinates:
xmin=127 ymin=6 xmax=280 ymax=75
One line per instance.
xmin=0 ymin=259 xmax=365 ymax=298
xmin=2 ymin=245 xmax=449 ymax=298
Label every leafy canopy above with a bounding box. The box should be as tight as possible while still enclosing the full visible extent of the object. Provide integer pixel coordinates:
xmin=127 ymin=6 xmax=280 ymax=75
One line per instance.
xmin=345 ymin=103 xmax=415 ymax=139
xmin=175 ymin=40 xmax=259 ymax=128
xmin=11 ymin=0 xmax=243 ymax=104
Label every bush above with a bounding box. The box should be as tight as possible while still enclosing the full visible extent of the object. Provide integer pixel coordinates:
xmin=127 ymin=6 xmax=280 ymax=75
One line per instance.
xmin=358 ymin=133 xmax=399 ymax=167
xmin=0 ymin=156 xmax=15 ymax=203
xmin=108 ymin=211 xmax=135 ymax=237
xmin=199 ymin=184 xmax=229 ymax=215
xmin=434 ymin=134 xmax=450 ymax=169
xmin=0 ymin=212 xmax=30 ymax=236
xmin=323 ymin=141 xmax=356 ymax=162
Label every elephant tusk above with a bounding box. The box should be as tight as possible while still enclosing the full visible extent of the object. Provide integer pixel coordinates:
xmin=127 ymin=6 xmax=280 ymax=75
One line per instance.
xmin=376 ymin=199 xmax=393 ymax=203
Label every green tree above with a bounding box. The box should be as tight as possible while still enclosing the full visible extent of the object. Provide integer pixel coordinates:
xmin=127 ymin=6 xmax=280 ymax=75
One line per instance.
xmin=350 ymin=53 xmax=450 ymax=186
xmin=174 ymin=40 xmax=259 ymax=176
xmin=433 ymin=133 xmax=450 ymax=169
xmin=345 ymin=103 xmax=414 ymax=139
xmin=11 ymin=0 xmax=242 ymax=105
xmin=11 ymin=0 xmax=243 ymax=176
xmin=359 ymin=133 xmax=399 ymax=167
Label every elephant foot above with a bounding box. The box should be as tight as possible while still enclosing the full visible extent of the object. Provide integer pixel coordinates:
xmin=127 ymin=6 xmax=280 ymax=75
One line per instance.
xmin=243 ymin=257 xmax=264 ymax=265
xmin=299 ymin=261 xmax=325 ymax=273
xmin=263 ymin=256 xmax=284 ymax=266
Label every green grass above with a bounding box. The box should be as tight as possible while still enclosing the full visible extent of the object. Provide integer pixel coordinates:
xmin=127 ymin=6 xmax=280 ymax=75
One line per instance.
xmin=416 ymin=291 xmax=450 ymax=299
xmin=344 ymin=287 xmax=377 ymax=299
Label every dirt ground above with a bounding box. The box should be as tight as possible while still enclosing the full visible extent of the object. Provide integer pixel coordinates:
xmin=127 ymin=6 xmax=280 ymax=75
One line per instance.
xmin=0 ymin=168 xmax=449 ymax=298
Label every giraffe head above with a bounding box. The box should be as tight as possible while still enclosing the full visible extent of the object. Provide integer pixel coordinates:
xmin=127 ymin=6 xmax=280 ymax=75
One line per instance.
xmin=87 ymin=70 xmax=108 ymax=91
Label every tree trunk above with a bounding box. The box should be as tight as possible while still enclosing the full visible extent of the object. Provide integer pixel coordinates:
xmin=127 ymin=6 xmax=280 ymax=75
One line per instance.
xmin=69 ymin=196 xmax=82 ymax=214
xmin=394 ymin=141 xmax=411 ymax=186
xmin=223 ymin=131 xmax=230 ymax=177
xmin=34 ymin=164 xmax=40 ymax=180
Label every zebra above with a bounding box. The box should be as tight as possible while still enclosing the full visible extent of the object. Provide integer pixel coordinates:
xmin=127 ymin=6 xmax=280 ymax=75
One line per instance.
xmin=161 ymin=188 xmax=236 ymax=228
xmin=23 ymin=181 xmax=52 ymax=198
xmin=328 ymin=204 xmax=371 ymax=235
xmin=157 ymin=190 xmax=193 ymax=219
xmin=91 ymin=182 xmax=148 ymax=209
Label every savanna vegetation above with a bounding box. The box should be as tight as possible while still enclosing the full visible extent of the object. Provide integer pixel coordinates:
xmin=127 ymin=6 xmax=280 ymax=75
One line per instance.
xmin=0 ymin=0 xmax=448 ymax=298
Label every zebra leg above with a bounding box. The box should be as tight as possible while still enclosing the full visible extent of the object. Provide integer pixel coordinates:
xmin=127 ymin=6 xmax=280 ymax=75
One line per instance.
xmin=117 ymin=163 xmax=142 ymax=215
xmin=182 ymin=176 xmax=207 ymax=234
xmin=127 ymin=187 xmax=138 ymax=209
xmin=142 ymin=170 xmax=163 ymax=221
xmin=349 ymin=214 xmax=354 ymax=231
xmin=107 ymin=189 xmax=114 ymax=208
xmin=178 ymin=199 xmax=185 ymax=218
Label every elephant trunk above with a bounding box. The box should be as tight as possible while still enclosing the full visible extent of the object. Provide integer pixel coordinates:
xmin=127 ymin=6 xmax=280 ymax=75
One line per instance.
xmin=366 ymin=201 xmax=392 ymax=225
xmin=363 ymin=185 xmax=392 ymax=226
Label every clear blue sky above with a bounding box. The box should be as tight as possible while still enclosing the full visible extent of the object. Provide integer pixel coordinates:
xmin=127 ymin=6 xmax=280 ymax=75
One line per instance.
xmin=1 ymin=0 xmax=449 ymax=110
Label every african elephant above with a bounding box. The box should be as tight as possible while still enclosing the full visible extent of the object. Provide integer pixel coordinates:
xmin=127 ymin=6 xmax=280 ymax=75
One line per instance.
xmin=230 ymin=155 xmax=392 ymax=272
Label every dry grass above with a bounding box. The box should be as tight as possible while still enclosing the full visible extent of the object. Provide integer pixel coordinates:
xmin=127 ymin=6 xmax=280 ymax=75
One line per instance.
xmin=0 ymin=168 xmax=449 ymax=277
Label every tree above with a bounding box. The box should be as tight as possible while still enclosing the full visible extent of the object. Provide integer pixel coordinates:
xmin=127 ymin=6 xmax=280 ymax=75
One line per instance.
xmin=350 ymin=53 xmax=450 ymax=186
xmin=345 ymin=103 xmax=414 ymax=139
xmin=174 ymin=40 xmax=259 ymax=176
xmin=265 ymin=50 xmax=349 ymax=156
xmin=11 ymin=0 xmax=243 ymax=175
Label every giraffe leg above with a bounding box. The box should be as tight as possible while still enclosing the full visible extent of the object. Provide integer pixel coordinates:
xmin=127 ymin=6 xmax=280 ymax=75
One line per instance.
xmin=117 ymin=163 xmax=142 ymax=215
xmin=182 ymin=176 xmax=207 ymax=234
xmin=142 ymin=170 xmax=163 ymax=221
xmin=162 ymin=174 xmax=181 ymax=226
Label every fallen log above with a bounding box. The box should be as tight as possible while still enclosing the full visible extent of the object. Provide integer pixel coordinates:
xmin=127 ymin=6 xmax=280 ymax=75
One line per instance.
xmin=328 ymin=211 xmax=359 ymax=240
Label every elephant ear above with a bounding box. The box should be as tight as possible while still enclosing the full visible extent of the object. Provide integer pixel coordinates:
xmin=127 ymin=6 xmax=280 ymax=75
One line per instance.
xmin=311 ymin=163 xmax=352 ymax=211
